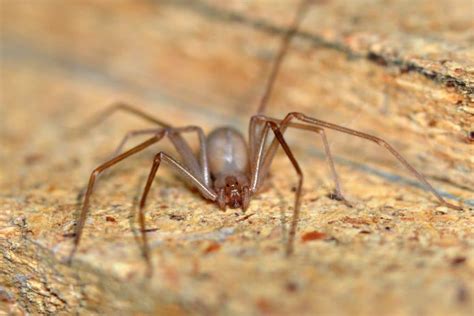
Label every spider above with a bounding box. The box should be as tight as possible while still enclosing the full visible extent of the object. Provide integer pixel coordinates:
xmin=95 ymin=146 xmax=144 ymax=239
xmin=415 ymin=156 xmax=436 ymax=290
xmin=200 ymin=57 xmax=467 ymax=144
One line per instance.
xmin=67 ymin=0 xmax=461 ymax=272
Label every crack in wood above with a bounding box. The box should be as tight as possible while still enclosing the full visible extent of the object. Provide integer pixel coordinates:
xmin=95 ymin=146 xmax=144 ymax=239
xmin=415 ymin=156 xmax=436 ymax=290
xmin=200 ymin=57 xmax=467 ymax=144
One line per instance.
xmin=163 ymin=0 xmax=473 ymax=97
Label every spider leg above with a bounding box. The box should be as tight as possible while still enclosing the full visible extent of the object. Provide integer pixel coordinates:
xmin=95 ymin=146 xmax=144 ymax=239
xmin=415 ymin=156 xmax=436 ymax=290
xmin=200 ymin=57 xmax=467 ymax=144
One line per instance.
xmin=138 ymin=152 xmax=217 ymax=275
xmin=256 ymin=0 xmax=311 ymax=115
xmin=107 ymin=126 xmax=211 ymax=187
xmin=259 ymin=112 xmax=462 ymax=210
xmin=67 ymin=133 xmax=165 ymax=263
xmin=293 ymin=112 xmax=462 ymax=210
xmin=249 ymin=120 xmax=304 ymax=256
xmin=67 ymin=126 xmax=211 ymax=264
xmin=107 ymin=128 xmax=163 ymax=160
xmin=249 ymin=116 xmax=349 ymax=205
xmin=249 ymin=116 xmax=269 ymax=190
xmin=72 ymin=102 xmax=171 ymax=135
xmin=289 ymin=123 xmax=351 ymax=206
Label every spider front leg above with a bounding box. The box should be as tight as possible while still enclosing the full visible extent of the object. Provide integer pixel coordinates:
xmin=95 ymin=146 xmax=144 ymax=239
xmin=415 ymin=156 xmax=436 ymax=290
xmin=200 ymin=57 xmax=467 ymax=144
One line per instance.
xmin=250 ymin=115 xmax=351 ymax=206
xmin=68 ymin=126 xmax=210 ymax=264
xmin=106 ymin=128 xmax=163 ymax=160
xmin=138 ymin=152 xmax=217 ymax=275
xmin=250 ymin=120 xmax=304 ymax=256
xmin=76 ymin=103 xmax=211 ymax=187
xmin=67 ymin=133 xmax=165 ymax=264
xmin=107 ymin=126 xmax=211 ymax=187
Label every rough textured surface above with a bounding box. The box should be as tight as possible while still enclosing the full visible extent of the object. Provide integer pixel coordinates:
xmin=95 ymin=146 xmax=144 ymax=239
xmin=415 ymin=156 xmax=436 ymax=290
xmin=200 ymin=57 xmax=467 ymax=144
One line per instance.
xmin=1 ymin=0 xmax=473 ymax=315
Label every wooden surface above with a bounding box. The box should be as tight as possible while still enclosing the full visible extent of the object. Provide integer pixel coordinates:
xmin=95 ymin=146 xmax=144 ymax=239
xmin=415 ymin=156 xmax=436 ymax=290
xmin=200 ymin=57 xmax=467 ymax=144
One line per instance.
xmin=1 ymin=0 xmax=473 ymax=314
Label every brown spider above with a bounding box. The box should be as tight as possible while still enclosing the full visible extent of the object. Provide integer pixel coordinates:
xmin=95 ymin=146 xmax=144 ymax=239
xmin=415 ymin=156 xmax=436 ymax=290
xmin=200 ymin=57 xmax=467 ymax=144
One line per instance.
xmin=67 ymin=0 xmax=461 ymax=273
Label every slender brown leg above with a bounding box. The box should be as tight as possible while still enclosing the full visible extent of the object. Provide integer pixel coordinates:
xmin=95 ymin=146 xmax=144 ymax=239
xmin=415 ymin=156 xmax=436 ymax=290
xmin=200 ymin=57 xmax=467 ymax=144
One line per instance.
xmin=290 ymin=123 xmax=351 ymax=206
xmin=138 ymin=152 xmax=217 ymax=275
xmin=268 ymin=123 xmax=304 ymax=256
xmin=249 ymin=116 xmax=270 ymax=190
xmin=108 ymin=128 xmax=162 ymax=159
xmin=67 ymin=133 xmax=166 ymax=263
xmin=249 ymin=120 xmax=304 ymax=256
xmin=108 ymin=126 xmax=211 ymax=187
xmin=256 ymin=0 xmax=312 ymax=114
xmin=251 ymin=114 xmax=349 ymax=204
xmin=293 ymin=112 xmax=462 ymax=210
xmin=72 ymin=102 xmax=171 ymax=135
xmin=68 ymin=122 xmax=217 ymax=264
xmin=259 ymin=113 xmax=462 ymax=210
xmin=254 ymin=116 xmax=292 ymax=184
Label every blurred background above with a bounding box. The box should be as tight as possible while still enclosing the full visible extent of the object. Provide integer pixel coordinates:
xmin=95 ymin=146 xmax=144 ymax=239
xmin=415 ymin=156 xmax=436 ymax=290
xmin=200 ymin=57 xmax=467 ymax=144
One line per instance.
xmin=1 ymin=0 xmax=472 ymax=189
xmin=1 ymin=0 xmax=473 ymax=314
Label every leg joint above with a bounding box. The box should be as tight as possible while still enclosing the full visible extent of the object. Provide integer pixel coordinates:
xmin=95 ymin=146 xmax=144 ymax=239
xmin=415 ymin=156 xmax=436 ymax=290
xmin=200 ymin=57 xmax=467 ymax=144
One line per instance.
xmin=91 ymin=168 xmax=101 ymax=178
xmin=287 ymin=112 xmax=305 ymax=120
xmin=250 ymin=114 xmax=271 ymax=123
xmin=153 ymin=151 xmax=165 ymax=163
xmin=374 ymin=137 xmax=388 ymax=147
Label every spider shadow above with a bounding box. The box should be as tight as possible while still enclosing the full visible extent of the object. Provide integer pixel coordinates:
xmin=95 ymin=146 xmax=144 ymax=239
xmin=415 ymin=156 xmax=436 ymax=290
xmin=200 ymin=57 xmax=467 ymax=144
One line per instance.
xmin=72 ymin=166 xmax=156 ymax=263
xmin=271 ymin=180 xmax=290 ymax=249
xmin=129 ymin=173 xmax=149 ymax=259
xmin=128 ymin=171 xmax=203 ymax=262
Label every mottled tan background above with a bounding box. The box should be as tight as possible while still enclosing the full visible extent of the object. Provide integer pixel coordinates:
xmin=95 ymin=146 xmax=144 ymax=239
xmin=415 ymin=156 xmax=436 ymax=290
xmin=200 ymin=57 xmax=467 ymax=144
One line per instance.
xmin=1 ymin=0 xmax=473 ymax=315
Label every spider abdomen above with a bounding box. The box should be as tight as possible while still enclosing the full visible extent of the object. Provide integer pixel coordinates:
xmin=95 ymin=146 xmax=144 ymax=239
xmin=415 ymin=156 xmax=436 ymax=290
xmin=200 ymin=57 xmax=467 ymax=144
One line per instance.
xmin=206 ymin=126 xmax=249 ymax=177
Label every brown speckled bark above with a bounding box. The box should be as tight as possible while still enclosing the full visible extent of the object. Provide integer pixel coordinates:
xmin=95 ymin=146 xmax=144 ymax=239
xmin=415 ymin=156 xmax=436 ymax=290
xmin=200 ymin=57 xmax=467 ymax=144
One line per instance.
xmin=1 ymin=0 xmax=473 ymax=315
